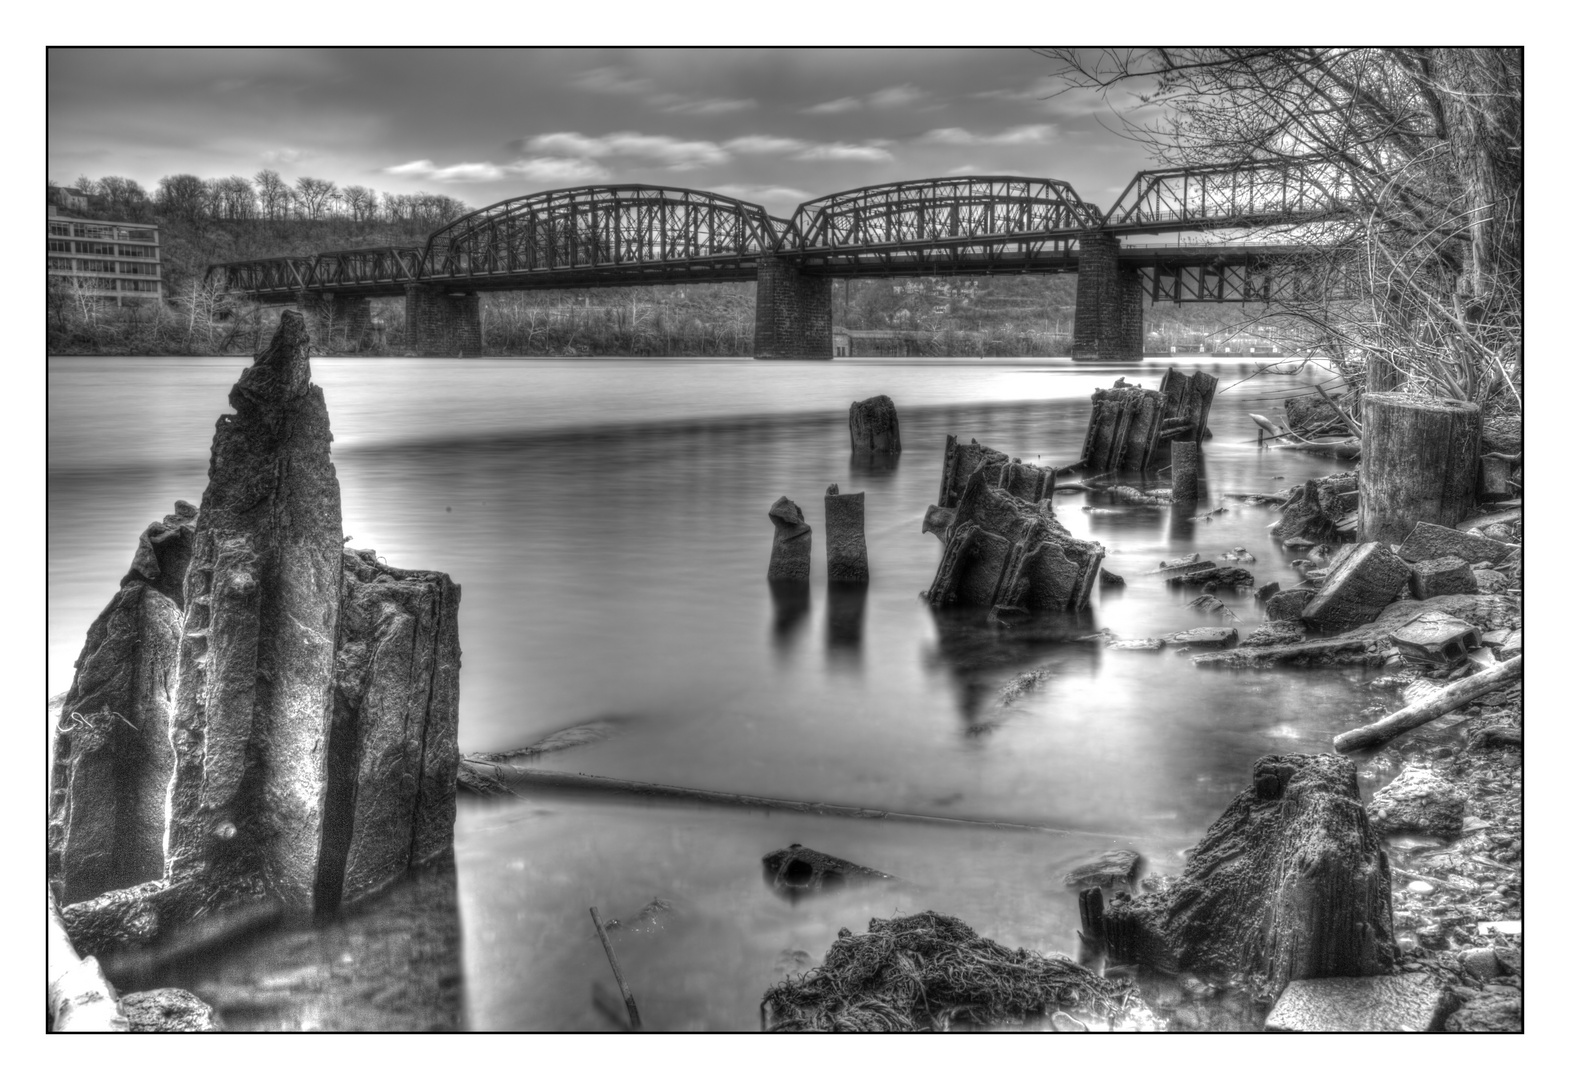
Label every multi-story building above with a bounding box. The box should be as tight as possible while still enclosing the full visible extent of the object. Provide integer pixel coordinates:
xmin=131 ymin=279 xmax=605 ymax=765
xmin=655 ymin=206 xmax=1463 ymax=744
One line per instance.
xmin=47 ymin=205 xmax=164 ymax=306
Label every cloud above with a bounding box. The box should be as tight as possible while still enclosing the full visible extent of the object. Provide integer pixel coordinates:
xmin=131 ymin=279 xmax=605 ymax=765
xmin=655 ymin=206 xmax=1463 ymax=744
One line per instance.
xmin=792 ymin=140 xmax=894 ymax=163
xmin=261 ymin=147 xmax=308 ymax=164
xmin=508 ymin=157 xmax=611 ymax=185
xmin=711 ymin=183 xmax=811 ymax=211
xmin=943 ymin=163 xmax=982 ymax=175
xmin=803 ymin=96 xmax=861 ymax=114
xmin=383 ymin=156 xmax=610 ymax=185
xmin=523 ymin=131 xmax=729 ymax=171
xmin=570 ymin=66 xmax=654 ymax=96
xmin=384 ymin=159 xmax=507 ymax=183
xmin=868 ymin=84 xmax=924 ymax=108
xmin=921 ymin=124 xmax=1058 ymax=146
xmin=663 ymin=97 xmax=757 ymax=115
xmin=723 ymin=135 xmax=809 ymax=155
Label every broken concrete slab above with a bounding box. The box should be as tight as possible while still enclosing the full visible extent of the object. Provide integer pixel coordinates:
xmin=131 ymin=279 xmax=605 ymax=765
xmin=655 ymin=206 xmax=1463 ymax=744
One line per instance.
xmin=1061 ymin=850 xmax=1144 ymax=892
xmin=1301 ymin=542 xmax=1409 ymax=633
xmin=1164 ymin=627 xmax=1239 ymax=649
xmin=848 ymin=395 xmax=901 ymax=453
xmin=1165 ymin=565 xmax=1254 ymax=591
xmin=1264 ymin=585 xmax=1317 ymax=623
xmin=1239 ymin=621 xmax=1307 ymax=648
xmin=1388 ymin=612 xmax=1483 ymax=666
xmin=766 ymin=497 xmax=812 ymax=581
xmin=824 ymin=485 xmax=869 ymax=584
xmin=1409 ymin=555 xmax=1476 ymax=599
xmin=921 ymin=504 xmax=956 ymax=543
xmin=1265 ymin=973 xmax=1445 ymax=1032
xmin=1397 ymin=521 xmax=1519 ymax=567
xmin=1444 ymin=985 xmax=1522 ymax=1033
xmin=936 ymin=435 xmax=1054 ymax=509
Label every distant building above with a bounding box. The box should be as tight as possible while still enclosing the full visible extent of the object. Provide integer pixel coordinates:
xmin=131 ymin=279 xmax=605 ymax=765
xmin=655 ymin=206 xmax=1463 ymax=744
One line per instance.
xmin=52 ymin=187 xmax=90 ymax=213
xmin=48 ymin=206 xmax=164 ymax=306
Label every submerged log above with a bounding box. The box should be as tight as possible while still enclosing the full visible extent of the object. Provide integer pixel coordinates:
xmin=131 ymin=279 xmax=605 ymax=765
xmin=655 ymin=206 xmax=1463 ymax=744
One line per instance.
xmin=1170 ymin=440 xmax=1200 ymax=504
xmin=1333 ymin=656 xmax=1522 ymax=753
xmin=761 ymin=843 xmax=896 ymax=898
xmin=927 ymin=467 xmax=1103 ymax=618
xmin=1360 ymin=393 xmax=1481 ymax=543
xmin=1093 ymin=754 xmax=1395 ymax=995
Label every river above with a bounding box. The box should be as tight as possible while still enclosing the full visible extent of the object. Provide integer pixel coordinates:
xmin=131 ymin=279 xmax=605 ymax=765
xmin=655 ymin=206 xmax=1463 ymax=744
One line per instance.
xmin=47 ymin=353 xmax=1382 ymax=1030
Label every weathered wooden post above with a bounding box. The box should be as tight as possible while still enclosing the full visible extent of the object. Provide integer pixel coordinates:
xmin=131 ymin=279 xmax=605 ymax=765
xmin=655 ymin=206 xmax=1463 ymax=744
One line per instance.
xmin=824 ymin=484 xmax=869 ymax=583
xmin=1360 ymin=394 xmax=1481 ymax=543
xmin=848 ymin=395 xmax=901 ymax=453
xmin=1170 ymin=440 xmax=1201 ymax=504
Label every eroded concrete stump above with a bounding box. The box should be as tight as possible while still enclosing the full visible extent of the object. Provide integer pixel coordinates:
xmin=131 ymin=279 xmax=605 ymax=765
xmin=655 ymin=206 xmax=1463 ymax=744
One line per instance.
xmin=927 ymin=467 xmax=1102 ymax=618
xmin=1271 ymin=473 xmax=1358 ymax=546
xmin=848 ymin=395 xmax=901 ymax=453
xmin=766 ymin=497 xmax=812 ymax=581
xmin=1397 ymin=520 xmax=1519 ymax=566
xmin=49 ymin=503 xmax=197 ymax=904
xmin=1089 ymin=754 xmax=1394 ymax=995
xmin=1300 ymin=542 xmax=1409 ymax=633
xmin=936 ymin=436 xmax=1054 ymax=510
xmin=823 ymin=484 xmax=869 ymax=584
xmin=1170 ymin=440 xmax=1200 ymax=504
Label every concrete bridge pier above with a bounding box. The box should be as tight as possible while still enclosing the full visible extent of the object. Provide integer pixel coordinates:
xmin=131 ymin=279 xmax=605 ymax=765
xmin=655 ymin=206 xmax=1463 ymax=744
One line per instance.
xmin=405 ymin=284 xmax=482 ymax=358
xmin=754 ymin=254 xmax=833 ymax=360
xmin=1072 ymin=232 xmax=1145 ymax=362
xmin=296 ymin=291 xmax=374 ymax=354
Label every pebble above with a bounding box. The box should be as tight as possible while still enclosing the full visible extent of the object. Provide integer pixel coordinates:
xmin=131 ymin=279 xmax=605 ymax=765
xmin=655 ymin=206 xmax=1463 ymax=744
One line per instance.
xmin=1407 ymin=880 xmax=1435 ymax=895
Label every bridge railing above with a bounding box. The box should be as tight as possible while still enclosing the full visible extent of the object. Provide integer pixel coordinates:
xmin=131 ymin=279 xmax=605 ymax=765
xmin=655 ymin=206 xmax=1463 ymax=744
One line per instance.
xmin=1104 ymin=158 xmax=1357 ymax=232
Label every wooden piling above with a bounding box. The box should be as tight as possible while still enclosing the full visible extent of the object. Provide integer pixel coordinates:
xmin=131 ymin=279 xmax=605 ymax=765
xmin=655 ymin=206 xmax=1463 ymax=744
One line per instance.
xmin=1170 ymin=441 xmax=1200 ymax=504
xmin=1360 ymin=394 xmax=1482 ymax=543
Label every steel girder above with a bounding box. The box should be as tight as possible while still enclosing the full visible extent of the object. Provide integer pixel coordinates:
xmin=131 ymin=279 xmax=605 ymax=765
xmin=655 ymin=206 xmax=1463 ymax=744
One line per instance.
xmin=1139 ymin=254 xmax=1362 ymax=304
xmin=1104 ymin=158 xmax=1354 ymax=233
xmin=207 ymin=245 xmax=425 ymax=297
xmin=420 ymin=185 xmax=780 ymax=283
xmin=778 ymin=177 xmax=1100 ymax=270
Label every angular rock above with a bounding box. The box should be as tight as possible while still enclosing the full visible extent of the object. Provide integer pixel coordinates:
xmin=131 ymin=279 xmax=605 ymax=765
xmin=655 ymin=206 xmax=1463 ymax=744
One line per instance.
xmin=1266 ymin=973 xmax=1445 ymax=1032
xmin=318 ymin=548 xmax=463 ymax=910
xmin=1239 ymin=621 xmax=1307 ymax=648
xmin=1397 ymin=521 xmax=1519 ymax=567
xmin=1163 ymin=627 xmax=1239 ymax=649
xmin=823 ymin=485 xmax=869 ymax=584
xmin=1264 ymin=586 xmax=1317 ymax=623
xmin=1254 ymin=580 xmax=1281 ymax=603
xmin=766 ymin=496 xmax=812 ymax=581
xmin=1081 ymin=385 xmax=1167 ymax=472
xmin=166 ymin=310 xmax=345 ymax=912
xmin=1093 ymin=754 xmax=1395 ymax=995
xmin=848 ymin=394 xmax=901 ymax=453
xmin=1165 ymin=565 xmax=1253 ymax=591
xmin=1367 ymin=764 xmax=1464 ymax=840
xmin=1388 ymin=612 xmax=1483 ymax=666
xmin=1061 ymin=849 xmax=1144 ymax=891
xmin=1409 ymin=555 xmax=1476 ymax=599
xmin=921 ymin=504 xmax=956 ymax=543
xmin=121 ymin=988 xmax=223 ymax=1032
xmin=49 ymin=503 xmax=198 ymax=904
xmin=1098 ymin=567 xmax=1125 ymax=588
xmin=1142 ymin=555 xmax=1215 ymax=577
xmin=1458 ymin=947 xmax=1502 ymax=980
xmin=936 ymin=435 xmax=1054 ymax=509
xmin=1444 ymin=985 xmax=1522 ymax=1033
xmin=1473 ymin=568 xmax=1508 ymax=594
xmin=1301 ymin=542 xmax=1409 ymax=632
xmin=1271 ymin=473 xmax=1358 ymax=546
xmin=761 ymin=843 xmax=895 ymax=899
xmin=927 ymin=468 xmax=1102 ymax=617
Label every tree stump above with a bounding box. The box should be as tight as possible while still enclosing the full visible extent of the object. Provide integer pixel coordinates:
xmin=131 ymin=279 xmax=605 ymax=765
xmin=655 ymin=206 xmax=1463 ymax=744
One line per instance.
xmin=1089 ymin=754 xmax=1395 ymax=996
xmin=1360 ymin=393 xmax=1481 ymax=543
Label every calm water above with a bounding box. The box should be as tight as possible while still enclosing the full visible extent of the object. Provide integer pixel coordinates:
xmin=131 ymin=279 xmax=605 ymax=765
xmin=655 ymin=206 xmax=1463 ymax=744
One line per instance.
xmin=48 ymin=354 xmax=1381 ymax=1030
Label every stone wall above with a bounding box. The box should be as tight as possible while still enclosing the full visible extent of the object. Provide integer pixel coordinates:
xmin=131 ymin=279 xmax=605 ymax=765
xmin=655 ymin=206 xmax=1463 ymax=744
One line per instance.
xmin=405 ymin=285 xmax=483 ymax=357
xmin=296 ymin=292 xmax=373 ymax=353
xmin=754 ymin=254 xmax=832 ymax=360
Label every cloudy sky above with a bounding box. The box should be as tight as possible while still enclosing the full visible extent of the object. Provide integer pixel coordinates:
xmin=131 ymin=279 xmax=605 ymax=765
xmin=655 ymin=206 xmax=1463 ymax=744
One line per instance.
xmin=47 ymin=48 xmax=1160 ymax=217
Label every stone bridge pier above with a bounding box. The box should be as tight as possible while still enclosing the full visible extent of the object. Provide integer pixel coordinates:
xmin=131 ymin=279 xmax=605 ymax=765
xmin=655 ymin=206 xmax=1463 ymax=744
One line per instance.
xmin=297 ymin=291 xmax=374 ymax=354
xmin=1072 ymin=232 xmax=1145 ymax=363
xmin=404 ymin=284 xmax=482 ymax=358
xmin=754 ymin=254 xmax=833 ymax=360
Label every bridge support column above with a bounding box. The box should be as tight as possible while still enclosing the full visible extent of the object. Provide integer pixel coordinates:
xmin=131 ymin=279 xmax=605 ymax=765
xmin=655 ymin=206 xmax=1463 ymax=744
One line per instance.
xmin=1072 ymin=232 xmax=1145 ymax=362
xmin=296 ymin=292 xmax=373 ymax=353
xmin=405 ymin=285 xmax=482 ymax=358
xmin=754 ymin=254 xmax=832 ymax=360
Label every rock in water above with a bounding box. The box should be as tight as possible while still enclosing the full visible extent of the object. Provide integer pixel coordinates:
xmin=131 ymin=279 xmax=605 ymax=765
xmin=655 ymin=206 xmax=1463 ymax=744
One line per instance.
xmin=766 ymin=496 xmax=812 ymax=581
xmin=1366 ymin=763 xmax=1464 ymax=840
xmin=121 ymin=988 xmax=223 ymax=1032
xmin=166 ymin=311 xmax=345 ymax=911
xmin=1300 ymin=542 xmax=1409 ymax=633
xmin=848 ymin=394 xmax=901 ymax=453
xmin=1092 ymin=754 xmax=1395 ymax=995
xmin=49 ymin=504 xmax=197 ymax=903
xmin=935 ymin=435 xmax=1054 ymax=510
xmin=823 ymin=484 xmax=869 ymax=583
xmin=761 ymin=843 xmax=895 ymax=899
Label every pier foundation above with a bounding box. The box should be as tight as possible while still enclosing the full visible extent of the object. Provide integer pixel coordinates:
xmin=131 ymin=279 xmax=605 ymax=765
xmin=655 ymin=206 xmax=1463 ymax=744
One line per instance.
xmin=405 ymin=284 xmax=482 ymax=358
xmin=755 ymin=254 xmax=832 ymax=360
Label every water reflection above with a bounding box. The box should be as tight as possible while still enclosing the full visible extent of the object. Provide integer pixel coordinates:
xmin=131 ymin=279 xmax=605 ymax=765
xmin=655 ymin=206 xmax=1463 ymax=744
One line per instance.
xmin=848 ymin=448 xmax=900 ymax=477
xmin=825 ymin=582 xmax=868 ymax=665
xmin=768 ymin=580 xmax=811 ymax=658
xmin=923 ymin=607 xmax=1099 ymax=728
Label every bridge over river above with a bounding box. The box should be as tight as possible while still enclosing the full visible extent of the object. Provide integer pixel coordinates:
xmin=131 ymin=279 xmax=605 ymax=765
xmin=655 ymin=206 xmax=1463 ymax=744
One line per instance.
xmin=208 ymin=160 xmax=1358 ymax=361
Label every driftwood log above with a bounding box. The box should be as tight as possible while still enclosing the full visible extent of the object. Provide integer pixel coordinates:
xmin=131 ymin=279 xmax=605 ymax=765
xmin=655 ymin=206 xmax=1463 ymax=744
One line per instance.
xmin=1084 ymin=754 xmax=1394 ymax=996
xmin=1360 ymin=393 xmax=1482 ymax=543
xmin=1334 ymin=656 xmax=1523 ymax=753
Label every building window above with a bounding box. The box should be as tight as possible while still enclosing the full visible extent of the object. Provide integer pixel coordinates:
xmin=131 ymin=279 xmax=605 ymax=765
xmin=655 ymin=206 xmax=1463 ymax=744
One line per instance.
xmin=49 ymin=223 xmax=70 ymax=237
xmin=77 ymin=241 xmax=117 ymax=256
xmin=72 ymin=224 xmax=112 ymax=240
xmin=48 ymin=257 xmax=75 ymax=270
xmin=77 ymin=259 xmax=116 ymax=273
xmin=117 ymin=245 xmax=155 ymax=258
xmin=126 ymin=229 xmax=156 ymax=242
xmin=117 ymin=262 xmax=159 ymax=275
xmin=48 ymin=239 xmax=72 ymax=253
xmin=122 ymin=279 xmax=161 ymax=293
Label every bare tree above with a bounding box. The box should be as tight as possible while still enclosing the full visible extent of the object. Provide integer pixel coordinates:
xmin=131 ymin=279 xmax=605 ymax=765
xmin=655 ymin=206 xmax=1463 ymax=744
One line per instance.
xmin=1037 ymin=47 xmax=1522 ymax=406
xmin=255 ymin=168 xmax=290 ymax=220
xmin=342 ymin=184 xmax=377 ymax=222
xmin=96 ymin=176 xmax=151 ymax=221
xmin=294 ymin=176 xmax=340 ymax=220
xmin=157 ymin=174 xmax=209 ymax=221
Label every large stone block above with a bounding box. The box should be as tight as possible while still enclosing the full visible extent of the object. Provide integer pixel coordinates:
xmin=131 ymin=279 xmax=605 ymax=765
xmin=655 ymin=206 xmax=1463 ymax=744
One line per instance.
xmin=1266 ymin=973 xmax=1445 ymax=1032
xmin=1367 ymin=763 xmax=1464 ymax=839
xmin=1301 ymin=542 xmax=1409 ymax=633
xmin=1409 ymin=555 xmax=1477 ymax=599
xmin=1397 ymin=521 xmax=1520 ymax=566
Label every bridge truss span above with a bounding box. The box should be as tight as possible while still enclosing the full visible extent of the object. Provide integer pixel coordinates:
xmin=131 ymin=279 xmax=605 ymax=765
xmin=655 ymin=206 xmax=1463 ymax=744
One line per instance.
xmin=779 ymin=176 xmax=1100 ymax=274
xmin=1104 ymin=158 xmax=1355 ymax=233
xmin=420 ymin=185 xmax=783 ymax=286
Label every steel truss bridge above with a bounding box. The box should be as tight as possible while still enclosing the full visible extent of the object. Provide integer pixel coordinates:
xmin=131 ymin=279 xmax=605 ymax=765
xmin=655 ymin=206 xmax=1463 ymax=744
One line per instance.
xmin=209 ymin=159 xmax=1359 ymax=305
